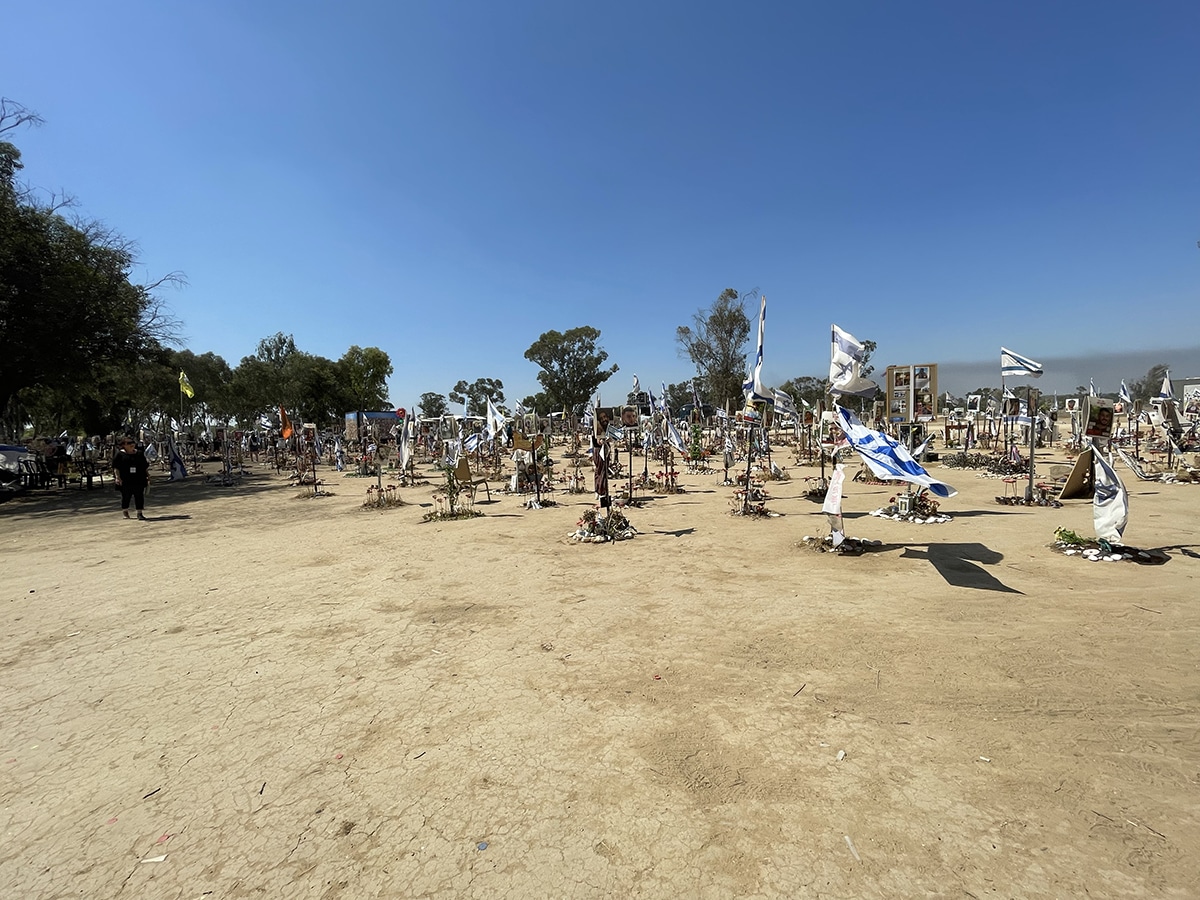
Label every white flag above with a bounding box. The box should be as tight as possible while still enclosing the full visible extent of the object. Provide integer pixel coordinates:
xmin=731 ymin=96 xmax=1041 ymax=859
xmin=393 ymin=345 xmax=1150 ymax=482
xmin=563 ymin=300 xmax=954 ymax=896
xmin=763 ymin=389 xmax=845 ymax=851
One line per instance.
xmin=823 ymin=464 xmax=846 ymax=546
xmin=485 ymin=397 xmax=506 ymax=442
xmin=1093 ymin=451 xmax=1128 ymax=543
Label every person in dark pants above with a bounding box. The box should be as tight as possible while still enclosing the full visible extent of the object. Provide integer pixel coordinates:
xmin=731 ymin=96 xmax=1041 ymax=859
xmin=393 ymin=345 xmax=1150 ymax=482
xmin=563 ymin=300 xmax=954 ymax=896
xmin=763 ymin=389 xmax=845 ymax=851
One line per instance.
xmin=113 ymin=437 xmax=150 ymax=520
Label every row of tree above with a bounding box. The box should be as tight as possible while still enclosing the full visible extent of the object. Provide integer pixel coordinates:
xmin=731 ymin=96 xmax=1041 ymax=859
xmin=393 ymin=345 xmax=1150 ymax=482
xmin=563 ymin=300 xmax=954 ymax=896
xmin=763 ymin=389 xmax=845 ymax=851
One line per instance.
xmin=2 ymin=99 xmax=1178 ymax=440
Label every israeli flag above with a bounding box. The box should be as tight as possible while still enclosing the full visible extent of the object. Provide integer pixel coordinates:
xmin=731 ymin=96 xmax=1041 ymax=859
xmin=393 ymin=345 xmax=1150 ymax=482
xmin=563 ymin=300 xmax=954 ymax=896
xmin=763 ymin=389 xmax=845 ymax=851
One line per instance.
xmin=659 ymin=382 xmax=671 ymax=415
xmin=834 ymin=405 xmax=957 ymax=498
xmin=1119 ymin=380 xmax=1132 ymax=404
xmin=691 ymin=380 xmax=703 ymax=412
xmin=742 ymin=295 xmax=771 ymax=404
xmin=665 ymin=417 xmax=687 ymax=454
xmin=334 ymin=438 xmax=345 ymax=471
xmin=1158 ymin=370 xmax=1174 ymax=401
xmin=829 ymin=324 xmax=877 ymax=398
xmin=166 ymin=435 xmax=187 ymax=482
xmin=1000 ymin=346 xmax=1043 ymax=378
xmin=772 ymin=388 xmax=798 ymax=418
xmin=463 ymin=433 xmax=483 ymax=453
xmin=1089 ymin=379 xmax=1097 ymax=397
xmin=632 ymin=373 xmax=641 ymax=400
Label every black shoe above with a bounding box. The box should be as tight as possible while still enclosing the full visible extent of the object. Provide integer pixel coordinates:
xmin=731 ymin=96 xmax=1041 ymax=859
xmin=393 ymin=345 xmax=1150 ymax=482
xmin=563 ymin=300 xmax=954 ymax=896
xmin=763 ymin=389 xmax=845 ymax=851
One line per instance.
xmin=137 ymin=513 xmax=147 ymax=521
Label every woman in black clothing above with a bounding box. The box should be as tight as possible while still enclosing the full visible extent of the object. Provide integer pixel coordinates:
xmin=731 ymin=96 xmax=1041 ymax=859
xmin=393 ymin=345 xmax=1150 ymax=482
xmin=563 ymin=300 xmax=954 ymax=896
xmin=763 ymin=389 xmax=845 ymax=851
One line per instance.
xmin=113 ymin=437 xmax=150 ymax=520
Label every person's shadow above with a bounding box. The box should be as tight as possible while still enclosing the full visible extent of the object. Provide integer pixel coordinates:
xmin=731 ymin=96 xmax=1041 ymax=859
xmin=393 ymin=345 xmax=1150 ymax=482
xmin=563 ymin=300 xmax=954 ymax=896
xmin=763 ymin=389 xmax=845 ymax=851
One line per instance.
xmin=138 ymin=514 xmax=193 ymax=522
xmin=900 ymin=542 xmax=1022 ymax=593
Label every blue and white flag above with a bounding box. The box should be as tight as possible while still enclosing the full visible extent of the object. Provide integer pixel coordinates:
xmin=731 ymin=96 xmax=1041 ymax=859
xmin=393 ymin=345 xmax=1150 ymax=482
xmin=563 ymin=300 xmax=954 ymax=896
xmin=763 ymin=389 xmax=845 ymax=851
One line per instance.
xmin=665 ymin=416 xmax=687 ymax=454
xmin=1158 ymin=370 xmax=1174 ymax=402
xmin=742 ymin=295 xmax=771 ymax=404
xmin=334 ymin=438 xmax=345 ymax=471
xmin=772 ymin=388 xmax=798 ymax=418
xmin=1089 ymin=379 xmax=1097 ymax=397
xmin=166 ymin=434 xmax=187 ymax=482
xmin=691 ymin=380 xmax=703 ymax=412
xmin=1093 ymin=450 xmax=1128 ymax=543
xmin=659 ymin=382 xmax=671 ymax=415
xmin=632 ymin=374 xmax=641 ymax=402
xmin=1000 ymin=346 xmax=1043 ymax=378
xmin=829 ymin=324 xmax=878 ymax=398
xmin=1119 ymin=380 xmax=1132 ymax=404
xmin=463 ymin=432 xmax=483 ymax=453
xmin=834 ymin=405 xmax=957 ymax=498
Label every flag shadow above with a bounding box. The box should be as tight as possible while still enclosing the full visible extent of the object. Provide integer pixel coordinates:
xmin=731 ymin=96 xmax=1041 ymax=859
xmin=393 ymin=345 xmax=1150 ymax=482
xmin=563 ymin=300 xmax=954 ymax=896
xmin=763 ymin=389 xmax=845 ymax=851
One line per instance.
xmin=899 ymin=542 xmax=1023 ymax=593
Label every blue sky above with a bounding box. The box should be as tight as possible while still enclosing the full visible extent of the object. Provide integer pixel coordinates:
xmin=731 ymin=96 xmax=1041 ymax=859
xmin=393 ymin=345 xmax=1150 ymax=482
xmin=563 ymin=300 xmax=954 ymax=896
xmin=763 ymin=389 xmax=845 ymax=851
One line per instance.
xmin=4 ymin=1 xmax=1199 ymax=404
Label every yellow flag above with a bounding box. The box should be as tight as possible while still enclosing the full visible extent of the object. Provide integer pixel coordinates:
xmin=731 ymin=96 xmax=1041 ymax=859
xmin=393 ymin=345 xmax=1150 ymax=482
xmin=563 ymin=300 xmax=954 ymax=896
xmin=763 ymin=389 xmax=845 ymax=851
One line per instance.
xmin=179 ymin=370 xmax=195 ymax=399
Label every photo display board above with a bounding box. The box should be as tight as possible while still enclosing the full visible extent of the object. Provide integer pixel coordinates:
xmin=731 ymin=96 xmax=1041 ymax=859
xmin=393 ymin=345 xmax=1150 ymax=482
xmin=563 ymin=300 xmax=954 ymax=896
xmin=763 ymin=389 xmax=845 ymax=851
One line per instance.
xmin=1183 ymin=382 xmax=1200 ymax=422
xmin=886 ymin=364 xmax=938 ymax=423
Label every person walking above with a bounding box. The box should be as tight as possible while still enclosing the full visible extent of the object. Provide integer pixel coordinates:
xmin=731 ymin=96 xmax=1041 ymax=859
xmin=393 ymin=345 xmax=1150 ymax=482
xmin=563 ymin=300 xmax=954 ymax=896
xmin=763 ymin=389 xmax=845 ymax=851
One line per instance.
xmin=113 ymin=436 xmax=150 ymax=520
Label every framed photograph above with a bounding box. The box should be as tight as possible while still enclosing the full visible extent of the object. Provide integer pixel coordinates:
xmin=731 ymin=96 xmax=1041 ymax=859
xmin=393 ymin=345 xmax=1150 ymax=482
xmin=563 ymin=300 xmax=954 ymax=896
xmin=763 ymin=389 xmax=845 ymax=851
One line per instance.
xmin=1064 ymin=397 xmax=1079 ymax=412
xmin=894 ymin=369 xmax=911 ymax=388
xmin=1084 ymin=398 xmax=1115 ymax=438
xmin=593 ymin=407 xmax=615 ymax=441
xmin=966 ymin=395 xmax=981 ymax=414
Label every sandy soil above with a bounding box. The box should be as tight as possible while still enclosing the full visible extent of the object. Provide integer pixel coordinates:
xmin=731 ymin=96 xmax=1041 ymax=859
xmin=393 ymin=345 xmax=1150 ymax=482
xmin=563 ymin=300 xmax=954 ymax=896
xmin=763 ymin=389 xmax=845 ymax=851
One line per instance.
xmin=2 ymin=445 xmax=1198 ymax=899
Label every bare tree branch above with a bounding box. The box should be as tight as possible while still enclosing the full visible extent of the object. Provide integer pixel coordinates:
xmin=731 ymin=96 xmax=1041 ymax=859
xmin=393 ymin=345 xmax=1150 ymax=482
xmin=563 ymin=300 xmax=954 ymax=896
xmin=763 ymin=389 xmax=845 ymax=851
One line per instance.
xmin=0 ymin=98 xmax=44 ymax=136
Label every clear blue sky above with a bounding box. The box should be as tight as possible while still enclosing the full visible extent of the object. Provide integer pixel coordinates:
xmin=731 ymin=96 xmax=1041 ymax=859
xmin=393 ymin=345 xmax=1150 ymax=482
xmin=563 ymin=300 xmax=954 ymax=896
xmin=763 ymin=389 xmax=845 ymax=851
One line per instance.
xmin=4 ymin=0 xmax=1199 ymax=403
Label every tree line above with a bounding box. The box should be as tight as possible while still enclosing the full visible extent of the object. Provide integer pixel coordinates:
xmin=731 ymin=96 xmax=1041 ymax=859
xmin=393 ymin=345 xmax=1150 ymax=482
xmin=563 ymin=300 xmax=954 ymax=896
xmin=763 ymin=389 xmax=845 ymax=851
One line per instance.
xmin=2 ymin=98 xmax=1179 ymax=440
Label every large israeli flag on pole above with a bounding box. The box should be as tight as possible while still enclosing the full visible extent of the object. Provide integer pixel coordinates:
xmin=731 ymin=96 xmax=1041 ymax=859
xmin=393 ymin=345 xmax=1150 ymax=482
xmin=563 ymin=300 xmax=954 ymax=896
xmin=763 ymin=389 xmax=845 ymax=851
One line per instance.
xmin=834 ymin=405 xmax=957 ymax=498
xmin=1000 ymin=346 xmax=1043 ymax=378
xmin=829 ymin=324 xmax=878 ymax=398
xmin=1119 ymin=380 xmax=1132 ymax=404
xmin=742 ymin=295 xmax=771 ymax=404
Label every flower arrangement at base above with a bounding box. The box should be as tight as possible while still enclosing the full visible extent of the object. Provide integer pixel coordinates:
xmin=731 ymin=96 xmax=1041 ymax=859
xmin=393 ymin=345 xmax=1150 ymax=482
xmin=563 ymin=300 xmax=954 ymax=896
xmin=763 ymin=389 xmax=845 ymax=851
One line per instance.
xmin=362 ymin=484 xmax=404 ymax=509
xmin=868 ymin=491 xmax=952 ymax=524
xmin=570 ymin=506 xmax=637 ymax=543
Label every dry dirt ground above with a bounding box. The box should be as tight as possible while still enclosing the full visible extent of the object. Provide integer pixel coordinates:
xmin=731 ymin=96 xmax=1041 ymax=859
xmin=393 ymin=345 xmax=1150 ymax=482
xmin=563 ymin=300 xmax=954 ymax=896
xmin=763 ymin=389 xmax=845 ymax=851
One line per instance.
xmin=2 ymin=448 xmax=1198 ymax=899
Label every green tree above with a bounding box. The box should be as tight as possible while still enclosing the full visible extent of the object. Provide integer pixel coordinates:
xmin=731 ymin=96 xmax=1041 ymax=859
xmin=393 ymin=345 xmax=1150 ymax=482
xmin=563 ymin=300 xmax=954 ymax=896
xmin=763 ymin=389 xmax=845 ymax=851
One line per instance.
xmin=338 ymin=346 xmax=392 ymax=413
xmin=0 ymin=100 xmax=183 ymax=439
xmin=662 ymin=382 xmax=693 ymax=413
xmin=675 ymin=288 xmax=751 ymax=411
xmin=523 ymin=325 xmax=618 ymax=414
xmin=520 ymin=392 xmax=555 ymax=414
xmin=1130 ymin=364 xmax=1170 ymax=403
xmin=778 ymin=375 xmax=830 ymax=409
xmin=449 ymin=378 xmax=505 ymax=417
xmin=418 ymin=392 xmax=449 ymax=419
xmin=859 ymin=339 xmax=878 ymax=378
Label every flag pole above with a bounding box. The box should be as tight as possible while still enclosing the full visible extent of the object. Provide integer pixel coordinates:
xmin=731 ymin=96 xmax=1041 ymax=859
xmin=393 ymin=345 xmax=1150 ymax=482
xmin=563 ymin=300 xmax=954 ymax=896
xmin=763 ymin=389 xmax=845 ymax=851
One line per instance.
xmin=1025 ymin=385 xmax=1037 ymax=502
